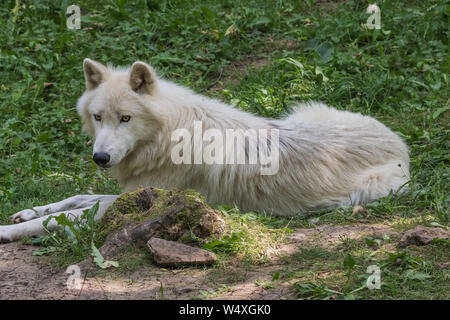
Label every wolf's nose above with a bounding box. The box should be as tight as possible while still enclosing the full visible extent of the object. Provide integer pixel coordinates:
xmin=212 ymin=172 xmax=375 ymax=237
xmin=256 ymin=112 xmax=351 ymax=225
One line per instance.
xmin=93 ymin=152 xmax=110 ymax=167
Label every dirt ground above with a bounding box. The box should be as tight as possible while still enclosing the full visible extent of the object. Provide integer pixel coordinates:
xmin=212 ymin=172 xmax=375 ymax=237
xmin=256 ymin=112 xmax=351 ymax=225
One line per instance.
xmin=0 ymin=223 xmax=397 ymax=300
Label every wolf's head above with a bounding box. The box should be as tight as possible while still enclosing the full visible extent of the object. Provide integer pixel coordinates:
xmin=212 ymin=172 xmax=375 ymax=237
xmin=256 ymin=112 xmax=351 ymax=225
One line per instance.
xmin=77 ymin=59 xmax=163 ymax=168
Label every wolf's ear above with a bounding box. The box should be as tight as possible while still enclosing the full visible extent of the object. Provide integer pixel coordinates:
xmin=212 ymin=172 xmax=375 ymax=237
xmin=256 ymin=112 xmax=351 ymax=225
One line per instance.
xmin=83 ymin=59 xmax=108 ymax=90
xmin=129 ymin=61 xmax=157 ymax=95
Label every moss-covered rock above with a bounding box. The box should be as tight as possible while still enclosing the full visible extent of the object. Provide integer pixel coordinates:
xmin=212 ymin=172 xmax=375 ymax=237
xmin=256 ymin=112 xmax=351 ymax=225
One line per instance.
xmin=98 ymin=187 xmax=226 ymax=258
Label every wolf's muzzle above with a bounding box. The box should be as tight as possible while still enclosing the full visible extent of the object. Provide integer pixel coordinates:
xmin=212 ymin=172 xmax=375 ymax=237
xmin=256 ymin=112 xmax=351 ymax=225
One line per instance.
xmin=93 ymin=152 xmax=110 ymax=167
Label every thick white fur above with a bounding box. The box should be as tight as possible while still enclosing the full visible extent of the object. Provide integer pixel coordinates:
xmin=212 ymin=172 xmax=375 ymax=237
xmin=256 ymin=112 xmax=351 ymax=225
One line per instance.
xmin=0 ymin=59 xmax=410 ymax=242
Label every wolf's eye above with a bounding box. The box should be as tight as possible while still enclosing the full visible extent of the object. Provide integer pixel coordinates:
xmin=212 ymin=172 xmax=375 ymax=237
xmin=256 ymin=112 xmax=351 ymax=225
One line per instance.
xmin=120 ymin=115 xmax=131 ymax=123
xmin=94 ymin=114 xmax=101 ymax=121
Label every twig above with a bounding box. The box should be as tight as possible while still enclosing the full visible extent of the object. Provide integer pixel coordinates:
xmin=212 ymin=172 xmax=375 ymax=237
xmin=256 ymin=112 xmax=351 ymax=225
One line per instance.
xmin=207 ymin=67 xmax=223 ymax=89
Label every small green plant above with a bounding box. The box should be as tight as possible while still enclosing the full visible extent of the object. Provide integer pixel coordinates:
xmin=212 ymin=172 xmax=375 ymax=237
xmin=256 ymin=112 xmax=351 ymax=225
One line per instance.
xmin=157 ymin=278 xmax=165 ymax=300
xmin=203 ymin=232 xmax=243 ymax=254
xmin=380 ymin=251 xmax=424 ymax=270
xmin=91 ymin=242 xmax=119 ymax=269
xmin=294 ymin=282 xmax=343 ymax=300
xmin=339 ymin=235 xmax=361 ymax=251
xmin=365 ymin=236 xmax=385 ymax=249
xmin=255 ymin=271 xmax=280 ymax=289
xmin=32 ymin=201 xmax=117 ymax=268
xmin=343 ymin=253 xmax=357 ymax=291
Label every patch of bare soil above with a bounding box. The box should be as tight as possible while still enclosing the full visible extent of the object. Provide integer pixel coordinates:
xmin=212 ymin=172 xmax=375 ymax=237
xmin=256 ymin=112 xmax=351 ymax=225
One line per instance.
xmin=208 ymin=36 xmax=297 ymax=92
xmin=272 ymin=223 xmax=397 ymax=258
xmin=0 ymin=243 xmax=78 ymax=299
xmin=0 ymin=223 xmax=401 ymax=300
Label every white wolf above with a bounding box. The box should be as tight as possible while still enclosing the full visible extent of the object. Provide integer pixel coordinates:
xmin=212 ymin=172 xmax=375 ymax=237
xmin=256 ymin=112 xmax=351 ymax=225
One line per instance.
xmin=0 ymin=59 xmax=409 ymax=242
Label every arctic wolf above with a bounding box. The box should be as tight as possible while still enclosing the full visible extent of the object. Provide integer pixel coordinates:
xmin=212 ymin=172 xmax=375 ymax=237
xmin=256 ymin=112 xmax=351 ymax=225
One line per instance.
xmin=0 ymin=59 xmax=409 ymax=242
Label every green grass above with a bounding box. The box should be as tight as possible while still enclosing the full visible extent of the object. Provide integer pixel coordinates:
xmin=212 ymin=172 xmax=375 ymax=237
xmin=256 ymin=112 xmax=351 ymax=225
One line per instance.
xmin=204 ymin=205 xmax=292 ymax=265
xmin=286 ymin=237 xmax=450 ymax=300
xmin=0 ymin=0 xmax=448 ymax=299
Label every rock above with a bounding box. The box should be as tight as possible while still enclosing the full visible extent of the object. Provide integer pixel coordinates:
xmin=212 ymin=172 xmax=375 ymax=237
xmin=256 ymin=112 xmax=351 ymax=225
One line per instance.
xmin=98 ymin=187 xmax=226 ymax=258
xmin=397 ymin=225 xmax=449 ymax=248
xmin=147 ymin=237 xmax=217 ymax=266
xmin=351 ymin=205 xmax=367 ymax=216
xmin=435 ymin=262 xmax=450 ymax=270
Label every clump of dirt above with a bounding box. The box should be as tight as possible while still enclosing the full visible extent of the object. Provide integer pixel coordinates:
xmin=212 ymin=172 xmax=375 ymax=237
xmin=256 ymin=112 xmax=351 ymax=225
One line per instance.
xmin=397 ymin=225 xmax=449 ymax=248
xmin=98 ymin=187 xmax=226 ymax=258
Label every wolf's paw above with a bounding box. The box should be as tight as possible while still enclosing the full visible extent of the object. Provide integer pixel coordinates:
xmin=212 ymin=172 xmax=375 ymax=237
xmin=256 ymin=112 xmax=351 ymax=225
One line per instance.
xmin=0 ymin=226 xmax=13 ymax=243
xmin=10 ymin=209 xmax=39 ymax=224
